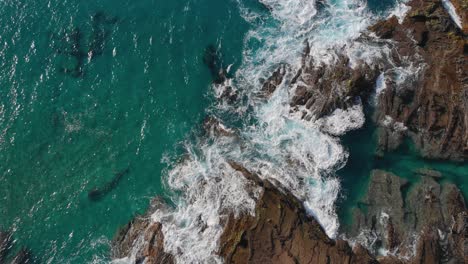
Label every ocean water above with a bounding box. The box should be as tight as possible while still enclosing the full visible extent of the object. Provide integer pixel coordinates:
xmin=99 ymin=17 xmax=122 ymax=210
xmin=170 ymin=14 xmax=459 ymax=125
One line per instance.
xmin=0 ymin=0 xmax=247 ymax=262
xmin=336 ymin=106 xmax=468 ymax=229
xmin=1 ymin=0 xmax=466 ymax=263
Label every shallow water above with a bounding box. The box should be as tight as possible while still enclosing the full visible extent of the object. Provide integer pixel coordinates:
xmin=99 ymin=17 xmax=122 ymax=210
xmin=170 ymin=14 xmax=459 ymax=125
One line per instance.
xmin=337 ymin=106 xmax=468 ymax=229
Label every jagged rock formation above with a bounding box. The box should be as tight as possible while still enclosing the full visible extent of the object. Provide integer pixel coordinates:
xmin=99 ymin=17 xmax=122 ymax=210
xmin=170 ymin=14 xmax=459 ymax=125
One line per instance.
xmin=351 ymin=170 xmax=467 ymax=263
xmin=112 ymin=163 xmax=380 ymax=264
xmin=219 ymin=162 xmax=378 ymax=264
xmin=112 ymin=165 xmax=467 ymax=264
xmin=112 ymin=198 xmax=174 ymax=264
xmin=290 ymin=53 xmax=378 ymax=120
xmin=372 ymin=0 xmax=468 ymax=161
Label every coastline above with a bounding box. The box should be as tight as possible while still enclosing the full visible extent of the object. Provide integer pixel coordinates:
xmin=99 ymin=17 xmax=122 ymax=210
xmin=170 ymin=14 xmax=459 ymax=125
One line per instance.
xmin=111 ymin=0 xmax=467 ymax=263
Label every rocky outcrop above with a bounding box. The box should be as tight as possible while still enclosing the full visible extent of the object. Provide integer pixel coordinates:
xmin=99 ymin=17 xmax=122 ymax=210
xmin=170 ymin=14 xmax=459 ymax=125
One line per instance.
xmin=288 ymin=45 xmax=379 ymax=120
xmin=112 ymin=163 xmax=379 ymax=264
xmin=111 ymin=1 xmax=468 ymax=263
xmin=373 ymin=0 xmax=468 ymax=161
xmin=219 ymin=162 xmax=378 ymax=264
xmin=260 ymin=64 xmax=288 ymax=98
xmin=112 ymin=198 xmax=174 ymax=264
xmin=112 ymin=166 xmax=467 ymax=264
xmin=351 ymin=170 xmax=467 ymax=263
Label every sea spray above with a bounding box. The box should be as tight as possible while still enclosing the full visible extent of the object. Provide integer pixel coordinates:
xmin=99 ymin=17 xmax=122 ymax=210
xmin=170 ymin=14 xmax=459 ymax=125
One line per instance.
xmin=118 ymin=0 xmax=416 ymax=262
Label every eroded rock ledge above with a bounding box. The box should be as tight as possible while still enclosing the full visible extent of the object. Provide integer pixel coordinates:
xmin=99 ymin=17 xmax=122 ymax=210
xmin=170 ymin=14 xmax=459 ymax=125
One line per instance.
xmin=218 ymin=163 xmax=377 ymax=264
xmin=373 ymin=0 xmax=468 ymax=161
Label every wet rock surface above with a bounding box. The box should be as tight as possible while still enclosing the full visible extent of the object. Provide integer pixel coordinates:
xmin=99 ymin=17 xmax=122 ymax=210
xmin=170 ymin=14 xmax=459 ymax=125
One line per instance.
xmin=219 ymin=162 xmax=378 ymax=264
xmin=111 ymin=198 xmax=174 ymax=264
xmin=351 ymin=169 xmax=467 ymax=264
xmin=289 ymin=44 xmax=379 ymax=121
xmin=112 ymin=167 xmax=466 ymax=264
xmin=373 ymin=0 xmax=468 ymax=161
xmin=112 ymin=163 xmax=380 ymax=264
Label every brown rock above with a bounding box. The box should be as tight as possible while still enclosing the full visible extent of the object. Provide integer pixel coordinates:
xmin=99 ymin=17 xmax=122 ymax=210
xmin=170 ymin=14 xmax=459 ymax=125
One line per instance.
xmin=260 ymin=64 xmax=288 ymax=98
xmin=288 ymin=47 xmax=378 ymax=119
xmin=370 ymin=16 xmax=400 ymax=39
xmin=374 ymin=0 xmax=468 ymax=161
xmin=219 ymin=162 xmax=378 ymax=264
xmin=450 ymin=0 xmax=468 ymax=34
xmin=112 ymin=198 xmax=174 ymax=264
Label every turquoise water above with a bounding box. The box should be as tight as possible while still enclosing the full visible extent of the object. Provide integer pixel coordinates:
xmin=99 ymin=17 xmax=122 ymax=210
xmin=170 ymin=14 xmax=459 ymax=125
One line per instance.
xmin=1 ymin=0 xmax=466 ymax=262
xmin=0 ymin=0 xmax=248 ymax=262
xmin=337 ymin=106 xmax=468 ymax=229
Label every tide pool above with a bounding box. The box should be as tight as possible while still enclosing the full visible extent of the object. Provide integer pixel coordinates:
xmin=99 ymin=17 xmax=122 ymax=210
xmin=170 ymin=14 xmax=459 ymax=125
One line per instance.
xmin=337 ymin=106 xmax=468 ymax=230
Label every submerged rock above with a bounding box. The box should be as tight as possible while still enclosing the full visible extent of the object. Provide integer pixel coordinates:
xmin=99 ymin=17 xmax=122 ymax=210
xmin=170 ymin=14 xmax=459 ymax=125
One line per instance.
xmin=88 ymin=167 xmax=130 ymax=201
xmin=413 ymin=168 xmax=443 ymax=179
xmin=0 ymin=230 xmax=12 ymax=263
xmin=0 ymin=230 xmax=34 ymax=264
xmin=203 ymin=44 xmax=229 ymax=84
xmin=351 ymin=169 xmax=467 ymax=263
xmin=10 ymin=248 xmax=32 ymax=264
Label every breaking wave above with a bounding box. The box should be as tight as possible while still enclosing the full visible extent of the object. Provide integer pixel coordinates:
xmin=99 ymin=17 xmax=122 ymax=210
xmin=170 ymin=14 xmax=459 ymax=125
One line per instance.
xmin=116 ymin=0 xmax=413 ymax=263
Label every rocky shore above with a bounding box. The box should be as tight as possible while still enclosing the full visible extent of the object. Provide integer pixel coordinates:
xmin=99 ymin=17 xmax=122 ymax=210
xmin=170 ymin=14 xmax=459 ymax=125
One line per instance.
xmin=372 ymin=0 xmax=467 ymax=161
xmin=111 ymin=0 xmax=467 ymax=263
xmin=112 ymin=164 xmax=467 ymax=264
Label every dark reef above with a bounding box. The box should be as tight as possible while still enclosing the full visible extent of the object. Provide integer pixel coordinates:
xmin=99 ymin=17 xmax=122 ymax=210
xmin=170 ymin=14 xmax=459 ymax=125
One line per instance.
xmin=88 ymin=167 xmax=130 ymax=201
xmin=53 ymin=11 xmax=118 ymax=78
xmin=0 ymin=230 xmax=33 ymax=264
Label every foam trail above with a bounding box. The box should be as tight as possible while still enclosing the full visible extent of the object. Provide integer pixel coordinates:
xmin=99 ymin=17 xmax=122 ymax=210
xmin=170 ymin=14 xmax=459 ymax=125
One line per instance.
xmin=123 ymin=0 xmax=409 ymax=263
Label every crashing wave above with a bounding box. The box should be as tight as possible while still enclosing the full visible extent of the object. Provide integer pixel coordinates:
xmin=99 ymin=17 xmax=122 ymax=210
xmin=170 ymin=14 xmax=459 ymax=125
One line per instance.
xmin=115 ymin=0 xmax=416 ymax=263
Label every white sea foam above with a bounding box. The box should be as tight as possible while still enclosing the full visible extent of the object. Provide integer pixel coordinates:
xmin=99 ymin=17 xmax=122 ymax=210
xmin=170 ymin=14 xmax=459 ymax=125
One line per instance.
xmin=259 ymin=0 xmax=317 ymax=26
xmin=317 ymin=101 xmax=365 ymax=136
xmin=388 ymin=0 xmax=410 ymax=24
xmin=441 ymin=0 xmax=463 ymax=29
xmin=375 ymin=72 xmax=387 ymax=95
xmin=122 ymin=0 xmax=414 ymax=263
